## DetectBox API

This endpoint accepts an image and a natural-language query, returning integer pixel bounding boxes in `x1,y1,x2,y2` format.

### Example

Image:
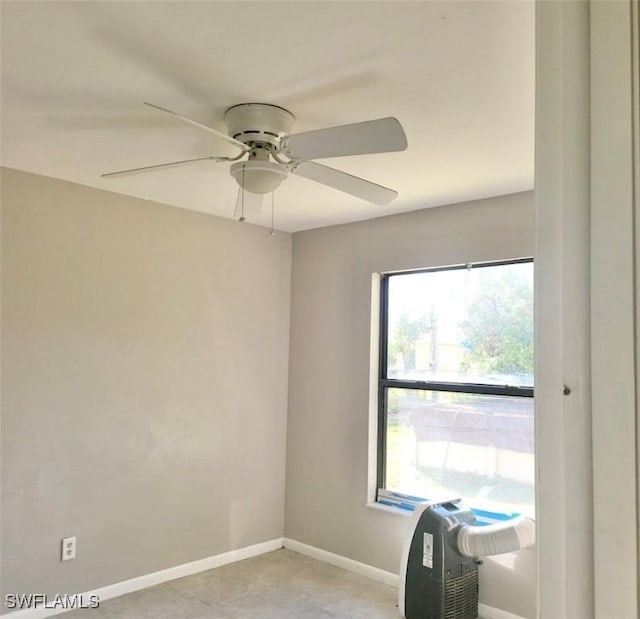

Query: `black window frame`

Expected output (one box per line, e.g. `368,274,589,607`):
376,258,535,498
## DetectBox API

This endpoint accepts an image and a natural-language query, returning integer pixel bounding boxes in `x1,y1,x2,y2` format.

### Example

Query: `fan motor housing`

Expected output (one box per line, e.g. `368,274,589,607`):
224,103,295,148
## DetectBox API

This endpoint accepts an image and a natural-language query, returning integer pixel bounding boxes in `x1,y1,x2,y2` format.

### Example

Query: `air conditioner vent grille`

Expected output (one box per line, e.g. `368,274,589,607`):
444,570,478,619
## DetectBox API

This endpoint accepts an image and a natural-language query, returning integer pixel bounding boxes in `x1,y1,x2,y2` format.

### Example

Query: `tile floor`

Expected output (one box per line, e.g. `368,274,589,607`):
65,549,400,618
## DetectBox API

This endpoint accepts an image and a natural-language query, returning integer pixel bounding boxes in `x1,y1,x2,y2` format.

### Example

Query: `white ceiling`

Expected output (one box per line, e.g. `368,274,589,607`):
1,1,534,232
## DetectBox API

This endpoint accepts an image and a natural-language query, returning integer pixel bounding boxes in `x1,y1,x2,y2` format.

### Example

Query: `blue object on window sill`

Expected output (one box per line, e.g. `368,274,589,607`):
377,498,416,512
471,507,522,525
376,489,522,524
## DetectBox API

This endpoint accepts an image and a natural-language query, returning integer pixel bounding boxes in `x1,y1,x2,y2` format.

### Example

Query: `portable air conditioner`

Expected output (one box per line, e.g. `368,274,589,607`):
399,498,536,619
399,499,479,619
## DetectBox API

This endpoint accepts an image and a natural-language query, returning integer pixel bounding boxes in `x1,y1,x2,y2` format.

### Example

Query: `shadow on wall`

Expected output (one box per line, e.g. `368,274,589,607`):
479,545,537,619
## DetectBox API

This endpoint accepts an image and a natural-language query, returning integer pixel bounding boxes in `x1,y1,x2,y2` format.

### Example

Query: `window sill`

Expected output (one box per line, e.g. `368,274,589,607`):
365,501,413,517
368,498,533,526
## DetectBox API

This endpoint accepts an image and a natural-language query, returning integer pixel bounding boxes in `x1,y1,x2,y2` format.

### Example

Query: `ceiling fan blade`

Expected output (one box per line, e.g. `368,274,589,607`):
281,117,407,161
143,102,250,153
233,187,264,221
101,156,216,178
292,161,398,206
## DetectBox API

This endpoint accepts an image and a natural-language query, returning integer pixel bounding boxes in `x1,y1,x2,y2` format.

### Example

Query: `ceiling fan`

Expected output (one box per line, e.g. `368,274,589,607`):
102,101,408,222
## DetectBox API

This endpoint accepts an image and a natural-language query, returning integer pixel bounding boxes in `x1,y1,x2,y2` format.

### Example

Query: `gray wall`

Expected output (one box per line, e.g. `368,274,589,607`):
1,168,292,599
285,191,536,618
1,170,536,617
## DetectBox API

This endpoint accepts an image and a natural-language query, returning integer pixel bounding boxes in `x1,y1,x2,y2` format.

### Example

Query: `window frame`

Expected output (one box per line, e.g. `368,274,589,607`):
376,258,535,505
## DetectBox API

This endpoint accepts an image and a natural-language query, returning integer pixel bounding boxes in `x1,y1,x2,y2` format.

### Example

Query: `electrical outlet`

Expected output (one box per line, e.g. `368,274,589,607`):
61,536,76,561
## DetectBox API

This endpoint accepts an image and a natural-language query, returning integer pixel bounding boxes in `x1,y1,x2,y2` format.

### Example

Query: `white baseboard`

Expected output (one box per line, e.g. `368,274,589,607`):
3,538,284,618
478,603,527,619
283,538,527,619
283,537,399,587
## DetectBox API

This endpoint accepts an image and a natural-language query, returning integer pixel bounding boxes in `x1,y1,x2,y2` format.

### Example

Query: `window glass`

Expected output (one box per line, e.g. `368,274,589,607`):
386,262,533,387
385,388,535,516
379,260,534,517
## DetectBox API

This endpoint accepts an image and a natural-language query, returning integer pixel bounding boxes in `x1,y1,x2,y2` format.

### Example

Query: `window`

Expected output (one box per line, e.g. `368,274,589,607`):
377,259,534,518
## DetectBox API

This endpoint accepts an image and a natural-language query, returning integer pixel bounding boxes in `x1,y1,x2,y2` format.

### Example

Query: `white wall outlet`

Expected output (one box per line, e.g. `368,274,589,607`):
61,536,76,561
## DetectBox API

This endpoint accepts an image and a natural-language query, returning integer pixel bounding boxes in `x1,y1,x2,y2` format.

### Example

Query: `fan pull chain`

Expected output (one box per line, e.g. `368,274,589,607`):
239,165,246,222
269,191,275,236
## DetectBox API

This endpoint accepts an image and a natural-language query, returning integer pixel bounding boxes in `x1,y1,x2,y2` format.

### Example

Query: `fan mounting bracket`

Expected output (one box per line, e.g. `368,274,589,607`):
224,103,295,149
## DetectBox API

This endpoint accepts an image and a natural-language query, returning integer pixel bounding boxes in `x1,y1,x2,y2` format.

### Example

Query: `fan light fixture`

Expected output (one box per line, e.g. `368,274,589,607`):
230,160,287,194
